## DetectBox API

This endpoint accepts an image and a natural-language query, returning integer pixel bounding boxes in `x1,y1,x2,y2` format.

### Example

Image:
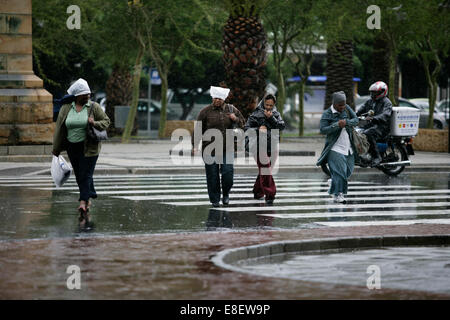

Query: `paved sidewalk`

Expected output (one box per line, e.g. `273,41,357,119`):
1,225,449,299
0,136,449,176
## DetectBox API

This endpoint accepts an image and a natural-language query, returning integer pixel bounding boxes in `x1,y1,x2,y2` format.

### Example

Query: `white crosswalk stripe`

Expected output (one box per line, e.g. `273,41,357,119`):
0,178,355,187
1,174,449,229
211,202,450,212
113,189,450,201
89,185,423,195
31,181,374,191
162,194,450,206
315,219,450,227
257,210,450,219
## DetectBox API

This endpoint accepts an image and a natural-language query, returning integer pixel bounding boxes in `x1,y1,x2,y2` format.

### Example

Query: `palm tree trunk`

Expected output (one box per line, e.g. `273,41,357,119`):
222,0,268,119
372,33,390,87
324,40,354,109
106,64,132,136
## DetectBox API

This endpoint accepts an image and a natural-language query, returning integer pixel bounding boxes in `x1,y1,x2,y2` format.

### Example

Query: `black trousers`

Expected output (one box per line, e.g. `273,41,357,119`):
204,153,234,204
66,141,98,202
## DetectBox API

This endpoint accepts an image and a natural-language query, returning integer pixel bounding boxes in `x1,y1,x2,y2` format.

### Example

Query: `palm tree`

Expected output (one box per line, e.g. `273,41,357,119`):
105,64,133,136
324,40,354,109
222,0,269,118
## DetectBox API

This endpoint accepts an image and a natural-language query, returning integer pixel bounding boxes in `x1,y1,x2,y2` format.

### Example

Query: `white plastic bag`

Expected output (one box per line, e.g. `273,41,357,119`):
51,155,72,187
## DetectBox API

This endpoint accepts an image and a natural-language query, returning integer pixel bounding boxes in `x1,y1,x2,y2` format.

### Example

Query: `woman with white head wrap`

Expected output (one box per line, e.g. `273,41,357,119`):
52,78,110,224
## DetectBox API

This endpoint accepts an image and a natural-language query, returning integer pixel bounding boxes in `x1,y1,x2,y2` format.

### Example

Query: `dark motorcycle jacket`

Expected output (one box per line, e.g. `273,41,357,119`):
356,96,393,137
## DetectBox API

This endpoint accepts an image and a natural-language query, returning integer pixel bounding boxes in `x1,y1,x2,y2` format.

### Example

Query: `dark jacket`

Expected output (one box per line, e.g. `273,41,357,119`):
316,105,359,166
53,101,110,157
356,96,393,137
192,103,245,153
244,106,285,156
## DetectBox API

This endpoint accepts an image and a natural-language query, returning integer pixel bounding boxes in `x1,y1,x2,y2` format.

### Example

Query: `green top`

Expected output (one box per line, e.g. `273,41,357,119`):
65,102,89,143
53,101,110,157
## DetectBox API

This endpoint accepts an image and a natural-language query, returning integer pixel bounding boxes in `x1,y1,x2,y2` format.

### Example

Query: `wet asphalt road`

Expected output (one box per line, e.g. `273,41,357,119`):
1,171,449,299
0,171,449,240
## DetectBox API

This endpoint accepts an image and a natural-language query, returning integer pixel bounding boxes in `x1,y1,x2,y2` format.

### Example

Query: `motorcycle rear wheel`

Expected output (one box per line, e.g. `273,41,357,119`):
379,144,408,176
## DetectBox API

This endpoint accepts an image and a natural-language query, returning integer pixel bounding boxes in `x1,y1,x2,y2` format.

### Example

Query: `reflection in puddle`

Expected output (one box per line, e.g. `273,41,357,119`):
0,172,449,240
235,246,450,294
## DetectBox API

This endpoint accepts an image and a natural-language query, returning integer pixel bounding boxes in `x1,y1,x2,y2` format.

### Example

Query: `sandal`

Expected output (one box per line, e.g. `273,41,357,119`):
78,204,88,222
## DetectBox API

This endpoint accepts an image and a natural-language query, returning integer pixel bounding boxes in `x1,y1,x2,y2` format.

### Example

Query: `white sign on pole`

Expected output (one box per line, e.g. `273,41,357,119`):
151,68,161,85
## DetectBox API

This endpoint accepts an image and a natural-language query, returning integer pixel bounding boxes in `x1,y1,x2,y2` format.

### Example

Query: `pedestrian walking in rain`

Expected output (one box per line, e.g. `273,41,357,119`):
192,86,245,207
52,78,110,222
316,91,359,204
246,96,259,114
244,94,285,204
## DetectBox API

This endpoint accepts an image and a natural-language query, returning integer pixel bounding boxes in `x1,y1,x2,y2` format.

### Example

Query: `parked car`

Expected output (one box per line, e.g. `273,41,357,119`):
137,99,177,130
356,96,446,129
436,99,450,124
409,98,447,129
167,88,211,120
354,94,369,107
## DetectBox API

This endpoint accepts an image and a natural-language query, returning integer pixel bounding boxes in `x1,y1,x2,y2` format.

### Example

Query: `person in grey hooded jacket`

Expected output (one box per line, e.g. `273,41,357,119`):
317,91,359,204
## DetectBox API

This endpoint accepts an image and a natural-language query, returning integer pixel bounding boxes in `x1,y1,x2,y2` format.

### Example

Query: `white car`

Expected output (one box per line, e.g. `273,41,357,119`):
437,99,450,124
409,98,447,129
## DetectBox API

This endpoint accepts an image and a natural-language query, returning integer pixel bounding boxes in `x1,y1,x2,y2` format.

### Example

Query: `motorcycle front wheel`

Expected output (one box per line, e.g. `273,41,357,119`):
379,143,408,176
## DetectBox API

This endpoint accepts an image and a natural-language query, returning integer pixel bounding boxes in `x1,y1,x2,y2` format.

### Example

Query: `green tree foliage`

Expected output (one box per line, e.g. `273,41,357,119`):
369,2,412,105
262,0,307,118
169,51,223,120
32,0,107,97
32,0,450,136
137,0,222,137
405,0,450,128
314,0,366,109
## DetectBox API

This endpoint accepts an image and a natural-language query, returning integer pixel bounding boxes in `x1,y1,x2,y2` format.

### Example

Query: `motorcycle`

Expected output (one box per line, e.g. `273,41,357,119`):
321,108,418,177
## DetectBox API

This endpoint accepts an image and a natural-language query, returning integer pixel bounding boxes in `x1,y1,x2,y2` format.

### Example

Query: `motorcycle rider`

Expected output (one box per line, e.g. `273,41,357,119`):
356,81,393,167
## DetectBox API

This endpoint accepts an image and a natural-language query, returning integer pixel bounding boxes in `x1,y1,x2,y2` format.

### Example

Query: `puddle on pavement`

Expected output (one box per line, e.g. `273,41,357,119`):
234,246,450,294
0,172,449,241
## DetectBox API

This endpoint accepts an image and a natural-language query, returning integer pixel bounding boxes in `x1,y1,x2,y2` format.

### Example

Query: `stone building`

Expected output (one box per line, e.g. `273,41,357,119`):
0,0,53,145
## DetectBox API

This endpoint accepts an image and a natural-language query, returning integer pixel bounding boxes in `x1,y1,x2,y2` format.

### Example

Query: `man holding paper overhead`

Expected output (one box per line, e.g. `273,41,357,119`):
192,86,245,207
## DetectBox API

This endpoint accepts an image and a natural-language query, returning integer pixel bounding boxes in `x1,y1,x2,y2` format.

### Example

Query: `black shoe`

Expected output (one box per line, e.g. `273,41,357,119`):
222,195,229,206
212,202,220,208
265,199,274,205
254,194,264,200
